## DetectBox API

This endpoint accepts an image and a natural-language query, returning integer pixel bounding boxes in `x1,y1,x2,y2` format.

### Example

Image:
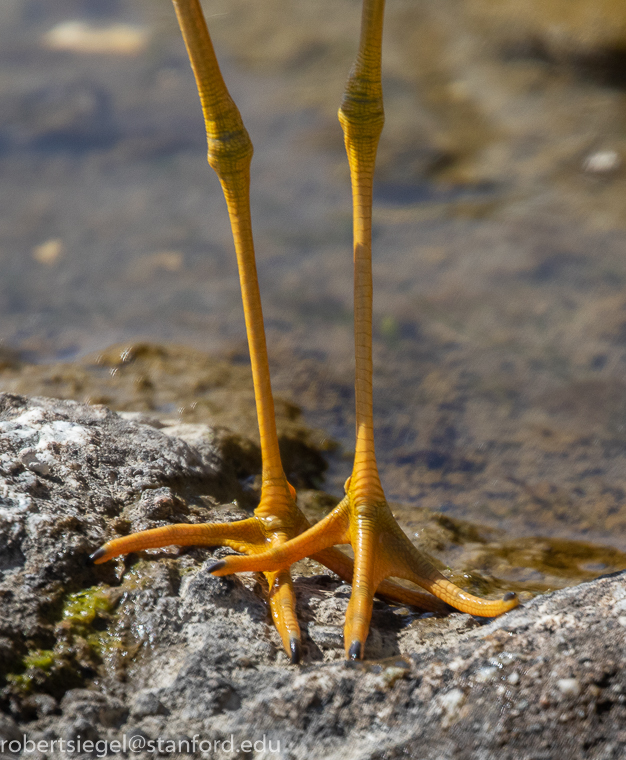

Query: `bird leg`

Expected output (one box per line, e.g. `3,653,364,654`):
91,0,450,665
207,0,519,660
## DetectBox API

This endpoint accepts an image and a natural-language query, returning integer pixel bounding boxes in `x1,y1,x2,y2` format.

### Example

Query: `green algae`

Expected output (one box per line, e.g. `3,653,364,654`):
4,584,130,698
488,538,626,591
62,587,118,627
6,648,82,697
6,650,56,692
60,585,131,664
23,650,55,671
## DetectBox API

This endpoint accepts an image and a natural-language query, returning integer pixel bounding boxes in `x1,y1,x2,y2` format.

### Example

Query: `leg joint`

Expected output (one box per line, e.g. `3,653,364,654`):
338,75,384,136
207,127,253,178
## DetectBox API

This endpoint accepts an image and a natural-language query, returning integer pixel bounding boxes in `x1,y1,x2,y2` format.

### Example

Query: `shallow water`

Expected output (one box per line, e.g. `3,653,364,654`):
2,1,626,583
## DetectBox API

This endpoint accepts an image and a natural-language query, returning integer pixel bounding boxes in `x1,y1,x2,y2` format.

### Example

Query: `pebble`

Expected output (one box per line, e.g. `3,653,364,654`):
474,666,500,683
582,150,622,175
32,239,63,266
556,678,581,697
42,21,149,56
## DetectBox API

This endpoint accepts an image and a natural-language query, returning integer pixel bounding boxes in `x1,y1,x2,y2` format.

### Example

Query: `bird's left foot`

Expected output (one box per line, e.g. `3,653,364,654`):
91,481,311,663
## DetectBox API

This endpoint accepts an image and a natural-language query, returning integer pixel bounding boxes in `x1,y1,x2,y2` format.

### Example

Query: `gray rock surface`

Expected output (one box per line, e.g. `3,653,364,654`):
0,394,625,759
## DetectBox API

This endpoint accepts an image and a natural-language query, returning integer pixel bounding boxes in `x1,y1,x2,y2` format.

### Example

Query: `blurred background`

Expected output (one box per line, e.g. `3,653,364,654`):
2,0,626,589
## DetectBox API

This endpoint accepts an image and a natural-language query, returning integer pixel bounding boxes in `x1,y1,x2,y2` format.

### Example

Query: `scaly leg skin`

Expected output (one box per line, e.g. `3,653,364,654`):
206,0,519,660
91,0,449,666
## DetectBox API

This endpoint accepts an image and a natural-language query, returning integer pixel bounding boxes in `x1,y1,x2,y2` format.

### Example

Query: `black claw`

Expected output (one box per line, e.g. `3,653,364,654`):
503,592,517,601
348,641,362,661
89,547,106,564
207,560,226,574
290,638,301,665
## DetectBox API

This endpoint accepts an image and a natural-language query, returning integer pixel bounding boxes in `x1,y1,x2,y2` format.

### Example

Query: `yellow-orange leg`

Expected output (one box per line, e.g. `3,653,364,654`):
206,0,519,660
91,1,453,650
90,0,305,663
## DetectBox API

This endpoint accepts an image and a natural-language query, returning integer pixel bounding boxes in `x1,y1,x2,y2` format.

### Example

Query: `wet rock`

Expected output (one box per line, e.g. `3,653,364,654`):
0,342,332,494
0,393,241,710
59,689,127,728
0,394,624,758
130,690,168,719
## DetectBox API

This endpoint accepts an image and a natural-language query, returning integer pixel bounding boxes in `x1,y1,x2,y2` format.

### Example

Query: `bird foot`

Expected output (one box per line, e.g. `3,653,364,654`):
207,478,519,659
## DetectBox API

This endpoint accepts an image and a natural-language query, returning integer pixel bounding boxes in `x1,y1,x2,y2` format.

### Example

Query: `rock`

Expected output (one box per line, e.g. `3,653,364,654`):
0,392,243,713
0,394,625,758
0,343,333,493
